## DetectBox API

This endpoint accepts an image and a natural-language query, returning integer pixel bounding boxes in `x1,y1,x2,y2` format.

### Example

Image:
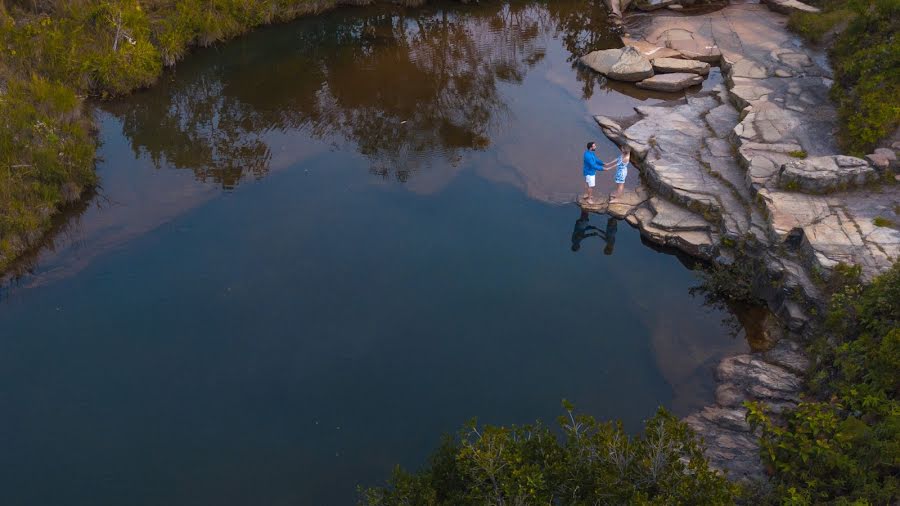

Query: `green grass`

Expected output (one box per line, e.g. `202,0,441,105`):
0,70,96,271
788,8,855,44
788,150,808,159
873,216,894,227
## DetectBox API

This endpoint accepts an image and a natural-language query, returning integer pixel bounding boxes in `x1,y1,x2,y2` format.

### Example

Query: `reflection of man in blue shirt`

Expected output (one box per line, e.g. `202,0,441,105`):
571,210,619,255
582,141,606,202
571,210,602,252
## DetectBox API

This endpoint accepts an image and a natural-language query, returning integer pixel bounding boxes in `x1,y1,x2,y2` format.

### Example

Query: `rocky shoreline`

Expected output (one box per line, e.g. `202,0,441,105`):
578,0,899,480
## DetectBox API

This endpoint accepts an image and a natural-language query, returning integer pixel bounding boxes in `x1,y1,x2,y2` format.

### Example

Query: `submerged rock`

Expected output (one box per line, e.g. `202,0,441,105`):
636,72,704,92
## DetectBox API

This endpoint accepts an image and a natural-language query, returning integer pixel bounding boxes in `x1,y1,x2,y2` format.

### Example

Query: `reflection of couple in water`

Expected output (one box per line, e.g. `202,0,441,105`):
571,210,618,255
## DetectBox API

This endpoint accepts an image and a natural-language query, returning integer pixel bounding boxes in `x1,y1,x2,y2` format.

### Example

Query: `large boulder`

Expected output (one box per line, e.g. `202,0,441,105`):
778,155,876,193
652,57,710,75
635,72,704,92
608,46,654,81
579,48,623,75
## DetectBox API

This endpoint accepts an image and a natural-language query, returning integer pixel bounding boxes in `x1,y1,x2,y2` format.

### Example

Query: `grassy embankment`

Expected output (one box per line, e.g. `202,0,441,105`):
788,0,899,155
0,0,397,272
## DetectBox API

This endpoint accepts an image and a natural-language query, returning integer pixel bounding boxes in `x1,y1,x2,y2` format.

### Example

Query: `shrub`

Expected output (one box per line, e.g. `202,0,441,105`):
747,262,900,504
828,0,900,155
362,405,739,505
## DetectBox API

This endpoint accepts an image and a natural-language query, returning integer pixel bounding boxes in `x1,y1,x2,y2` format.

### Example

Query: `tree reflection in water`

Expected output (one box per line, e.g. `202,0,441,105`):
103,2,607,188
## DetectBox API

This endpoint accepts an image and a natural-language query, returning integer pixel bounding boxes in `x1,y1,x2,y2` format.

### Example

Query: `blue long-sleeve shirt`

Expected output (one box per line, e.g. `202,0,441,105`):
583,150,605,176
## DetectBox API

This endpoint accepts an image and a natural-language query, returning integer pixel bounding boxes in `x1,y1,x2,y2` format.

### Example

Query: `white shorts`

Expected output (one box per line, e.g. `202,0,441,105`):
585,174,596,187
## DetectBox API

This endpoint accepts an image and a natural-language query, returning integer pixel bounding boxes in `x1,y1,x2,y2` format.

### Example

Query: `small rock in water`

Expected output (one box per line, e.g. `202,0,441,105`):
652,57,710,75
579,48,624,75
635,72,703,92
608,46,654,82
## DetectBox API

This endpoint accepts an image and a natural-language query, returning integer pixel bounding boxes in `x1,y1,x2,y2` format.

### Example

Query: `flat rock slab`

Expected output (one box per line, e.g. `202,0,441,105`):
636,72,704,92
652,57,710,75
778,155,876,193
759,187,900,279
665,39,722,63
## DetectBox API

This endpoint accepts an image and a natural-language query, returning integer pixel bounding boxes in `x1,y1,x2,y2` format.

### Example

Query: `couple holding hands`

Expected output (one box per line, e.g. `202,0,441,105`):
582,141,630,204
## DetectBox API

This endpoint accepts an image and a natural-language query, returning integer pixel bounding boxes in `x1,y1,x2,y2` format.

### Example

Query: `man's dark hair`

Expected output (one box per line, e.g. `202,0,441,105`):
586,142,595,150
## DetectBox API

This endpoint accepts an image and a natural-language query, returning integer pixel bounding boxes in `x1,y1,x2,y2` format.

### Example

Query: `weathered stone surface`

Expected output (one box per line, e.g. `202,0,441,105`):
622,39,683,60
593,115,627,146
873,148,898,169
603,0,633,26
866,152,892,171
778,155,876,193
715,383,746,407
648,197,710,231
717,354,803,393
579,48,623,75
608,46,654,82
758,188,900,279
763,339,810,375
636,72,704,92
683,410,763,481
652,57,710,75
731,58,769,79
665,39,722,63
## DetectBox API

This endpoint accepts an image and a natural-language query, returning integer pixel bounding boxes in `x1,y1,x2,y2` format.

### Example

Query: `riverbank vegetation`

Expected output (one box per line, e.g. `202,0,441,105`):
362,405,738,504
747,262,899,504
788,0,899,154
0,0,391,271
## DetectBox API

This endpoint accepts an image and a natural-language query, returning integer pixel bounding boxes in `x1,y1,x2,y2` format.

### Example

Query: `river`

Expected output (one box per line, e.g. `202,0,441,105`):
0,1,751,504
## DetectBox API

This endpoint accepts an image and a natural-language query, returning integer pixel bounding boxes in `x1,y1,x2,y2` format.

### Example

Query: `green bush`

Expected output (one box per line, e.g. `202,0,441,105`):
362,405,739,505
747,262,900,504
787,0,899,155
830,0,899,154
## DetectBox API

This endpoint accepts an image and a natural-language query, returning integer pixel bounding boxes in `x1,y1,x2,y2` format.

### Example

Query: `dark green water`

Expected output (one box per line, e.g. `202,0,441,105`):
0,1,746,504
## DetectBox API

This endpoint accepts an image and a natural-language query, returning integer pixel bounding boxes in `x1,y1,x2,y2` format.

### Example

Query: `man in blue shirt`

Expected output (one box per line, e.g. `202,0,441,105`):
582,141,606,202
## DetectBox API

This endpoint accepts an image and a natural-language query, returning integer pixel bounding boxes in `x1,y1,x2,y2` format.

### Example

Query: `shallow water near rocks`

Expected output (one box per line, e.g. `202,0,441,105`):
0,1,751,504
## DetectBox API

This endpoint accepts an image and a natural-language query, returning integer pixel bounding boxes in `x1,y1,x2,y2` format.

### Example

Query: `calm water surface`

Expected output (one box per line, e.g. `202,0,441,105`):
0,1,747,504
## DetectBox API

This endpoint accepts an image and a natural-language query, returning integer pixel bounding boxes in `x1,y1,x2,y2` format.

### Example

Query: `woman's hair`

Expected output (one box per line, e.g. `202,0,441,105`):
586,142,595,150
620,145,631,154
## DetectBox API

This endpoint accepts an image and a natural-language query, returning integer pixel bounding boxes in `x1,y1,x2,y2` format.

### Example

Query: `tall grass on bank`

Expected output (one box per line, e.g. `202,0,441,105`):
0,0,362,272
0,51,96,269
